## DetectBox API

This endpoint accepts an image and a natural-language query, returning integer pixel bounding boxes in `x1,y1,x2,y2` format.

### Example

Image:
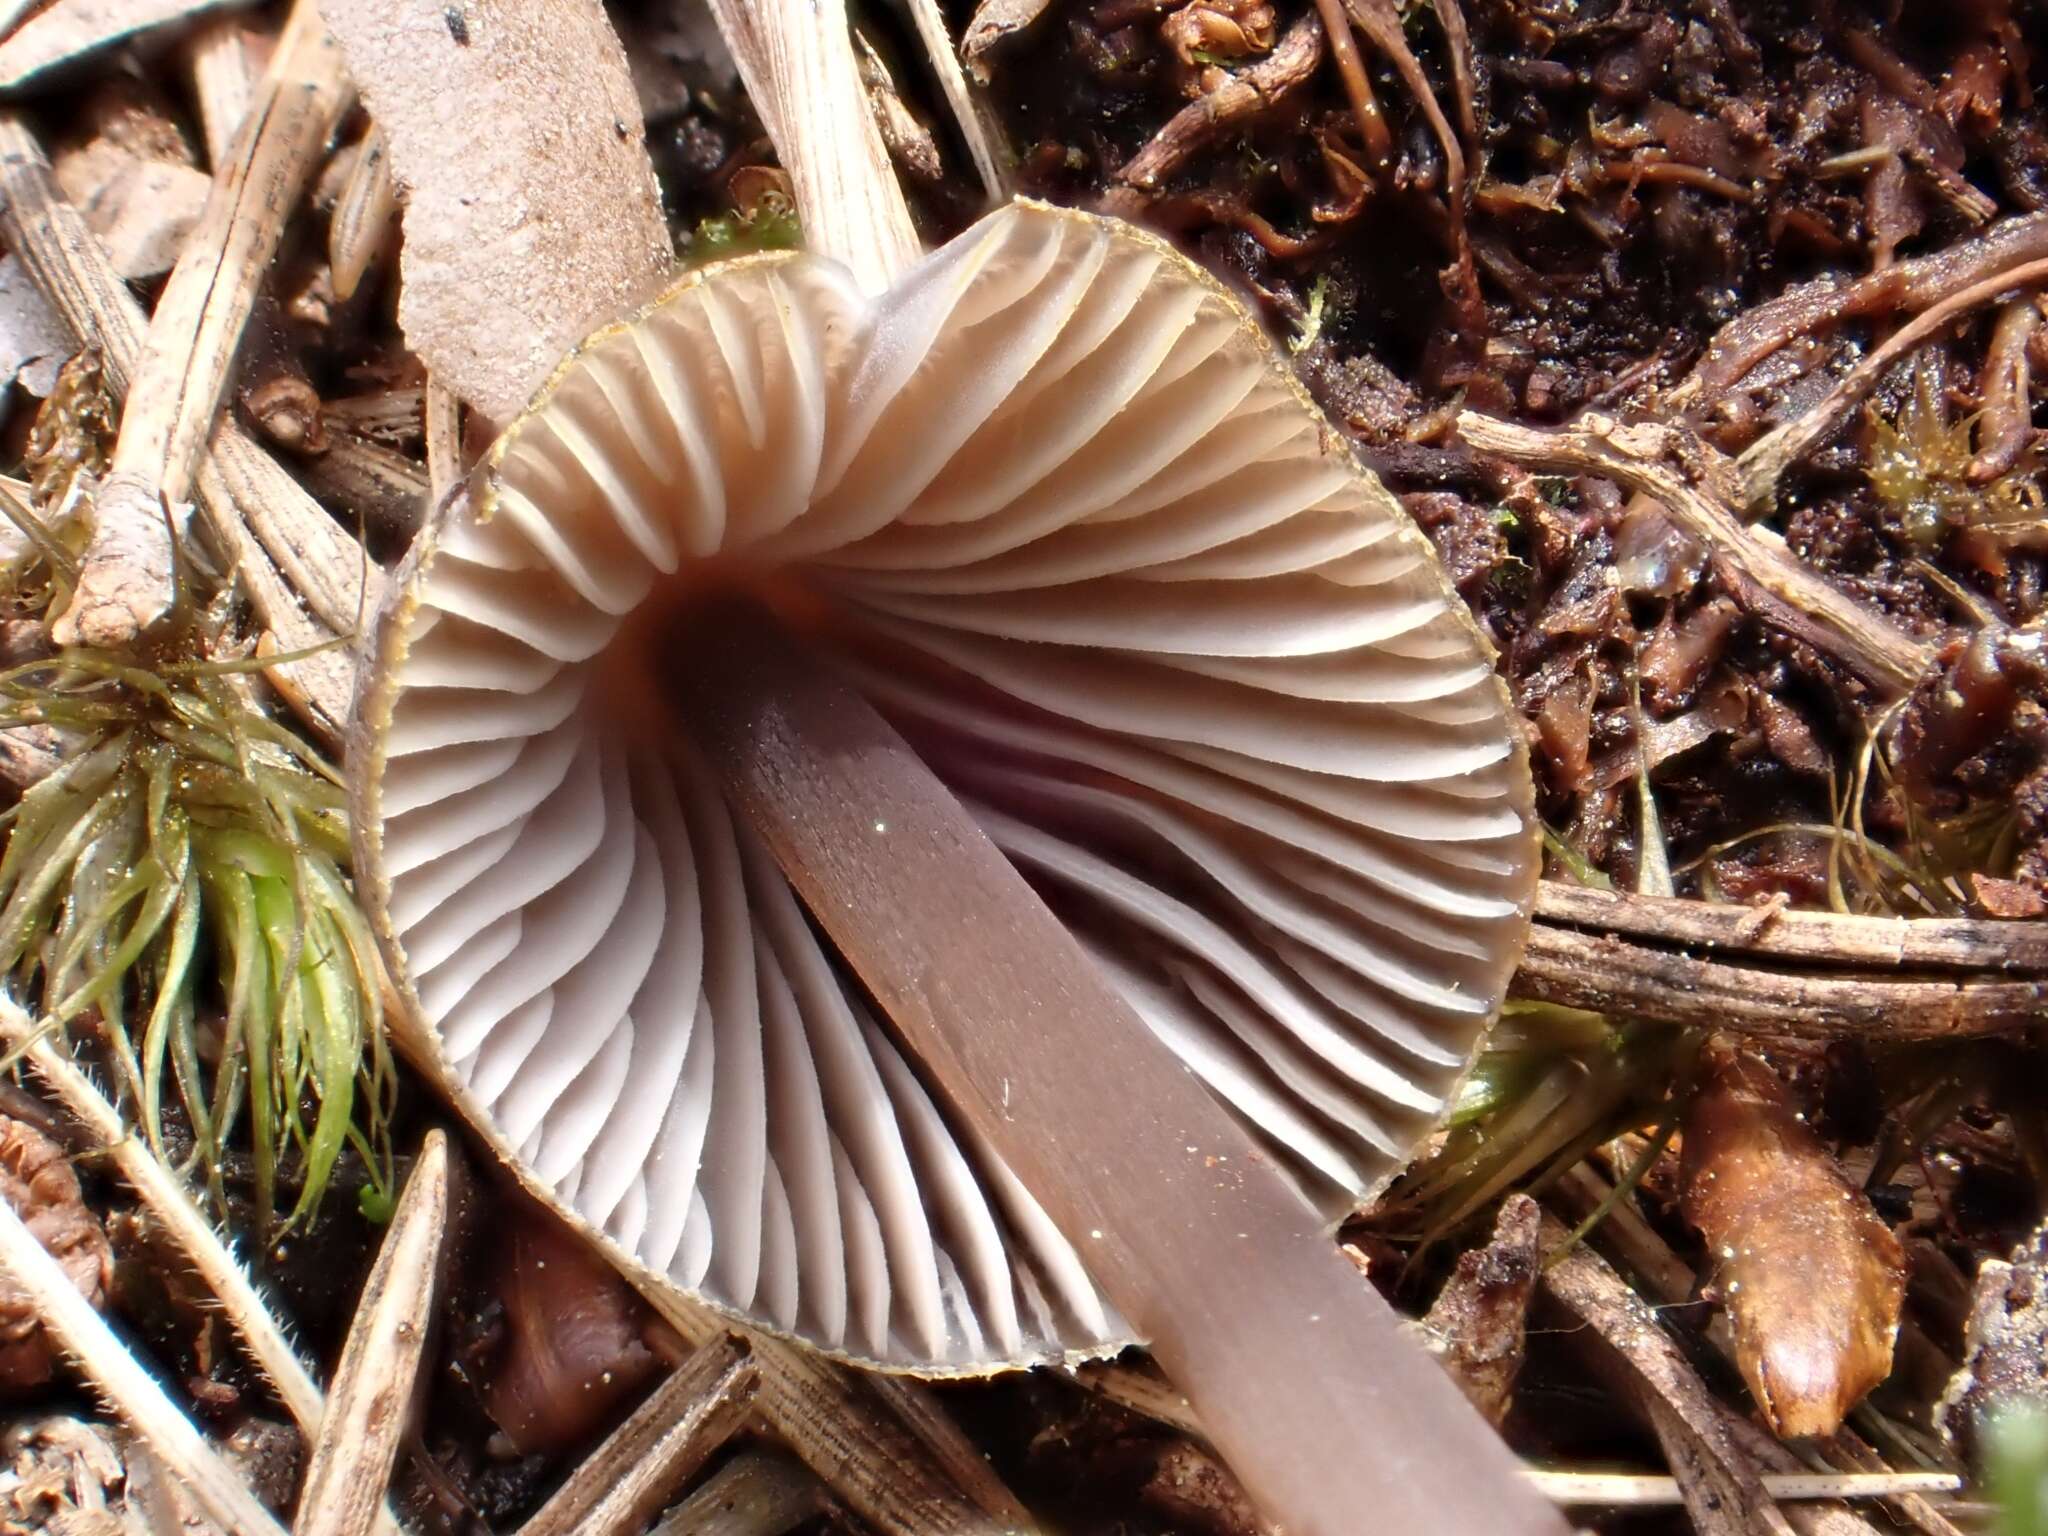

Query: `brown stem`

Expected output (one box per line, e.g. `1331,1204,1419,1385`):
1311,0,1390,164
665,596,1568,1536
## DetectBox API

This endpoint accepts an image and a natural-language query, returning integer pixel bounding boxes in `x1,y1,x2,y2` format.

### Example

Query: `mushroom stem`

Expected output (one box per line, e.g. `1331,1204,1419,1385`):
665,597,1568,1536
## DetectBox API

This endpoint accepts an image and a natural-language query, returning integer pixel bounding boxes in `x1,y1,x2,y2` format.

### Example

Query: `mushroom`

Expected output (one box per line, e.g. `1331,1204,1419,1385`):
352,200,1550,1533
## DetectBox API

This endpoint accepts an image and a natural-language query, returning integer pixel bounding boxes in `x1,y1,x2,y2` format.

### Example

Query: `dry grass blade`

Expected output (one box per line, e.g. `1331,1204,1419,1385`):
1534,882,2048,972
707,0,921,292
0,997,322,1431
1457,410,1933,694
292,1130,448,1536
1737,256,2048,511
649,1450,826,1536
320,0,672,425
0,109,362,736
0,0,239,87
511,1334,758,1536
1528,1469,1961,1505
900,0,1004,198
0,1185,288,1536
55,0,351,652
422,376,461,502
182,13,265,168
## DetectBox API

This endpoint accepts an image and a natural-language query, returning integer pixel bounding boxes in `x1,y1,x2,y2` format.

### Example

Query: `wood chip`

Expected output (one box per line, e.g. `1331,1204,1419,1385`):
1938,1217,2048,1461
900,0,1004,197
1420,1192,1541,1426
0,0,242,89
511,1335,758,1536
321,0,672,425
292,1133,448,1536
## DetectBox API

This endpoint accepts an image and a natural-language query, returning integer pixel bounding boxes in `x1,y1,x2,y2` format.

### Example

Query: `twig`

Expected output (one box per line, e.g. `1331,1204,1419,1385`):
0,109,365,739
1538,1210,1797,1536
1515,922,2044,1040
1672,211,2048,409
0,1190,288,1536
1534,881,2048,972
183,14,266,170
1738,256,2048,510
511,1335,758,1536
1117,12,1324,190
54,0,353,651
1456,410,1934,694
291,1131,448,1536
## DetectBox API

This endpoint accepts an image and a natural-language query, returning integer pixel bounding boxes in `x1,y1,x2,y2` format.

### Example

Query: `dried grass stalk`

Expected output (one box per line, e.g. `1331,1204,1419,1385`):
292,1132,448,1536
706,0,921,292
55,0,352,651
0,1187,288,1536
0,110,363,737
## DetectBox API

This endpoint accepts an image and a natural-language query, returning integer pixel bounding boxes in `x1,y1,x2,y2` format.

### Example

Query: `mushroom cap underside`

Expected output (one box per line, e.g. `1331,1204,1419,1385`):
351,199,1539,1374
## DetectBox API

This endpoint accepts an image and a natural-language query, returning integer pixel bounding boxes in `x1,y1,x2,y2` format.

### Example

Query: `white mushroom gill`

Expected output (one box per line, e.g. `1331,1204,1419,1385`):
352,200,1538,1373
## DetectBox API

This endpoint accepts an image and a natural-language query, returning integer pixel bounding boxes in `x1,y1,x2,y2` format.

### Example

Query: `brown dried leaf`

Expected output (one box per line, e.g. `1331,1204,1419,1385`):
320,0,671,425
1681,1038,1906,1438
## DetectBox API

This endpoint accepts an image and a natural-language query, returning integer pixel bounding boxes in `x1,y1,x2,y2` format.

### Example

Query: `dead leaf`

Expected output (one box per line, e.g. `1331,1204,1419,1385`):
1681,1037,1906,1439
0,0,239,88
961,0,1054,82
320,0,672,425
